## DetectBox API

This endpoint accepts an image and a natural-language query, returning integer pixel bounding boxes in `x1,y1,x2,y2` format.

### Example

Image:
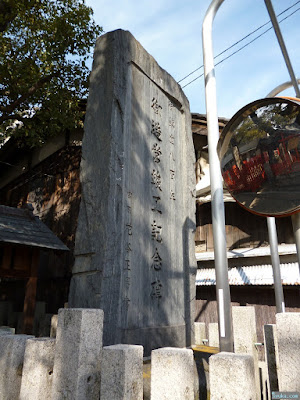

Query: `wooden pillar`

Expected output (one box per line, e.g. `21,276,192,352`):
22,247,39,334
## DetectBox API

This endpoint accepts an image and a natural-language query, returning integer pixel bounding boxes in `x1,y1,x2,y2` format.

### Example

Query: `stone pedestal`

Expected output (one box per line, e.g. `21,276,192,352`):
68,29,196,355
50,314,57,338
51,308,104,400
276,312,300,391
0,334,33,400
194,322,206,345
209,352,257,400
232,306,260,397
208,322,219,348
150,347,194,400
19,338,55,400
0,326,15,335
100,344,143,399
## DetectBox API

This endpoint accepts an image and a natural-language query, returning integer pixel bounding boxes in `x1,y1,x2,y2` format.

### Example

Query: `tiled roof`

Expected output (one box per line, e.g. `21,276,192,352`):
196,262,300,286
0,205,68,251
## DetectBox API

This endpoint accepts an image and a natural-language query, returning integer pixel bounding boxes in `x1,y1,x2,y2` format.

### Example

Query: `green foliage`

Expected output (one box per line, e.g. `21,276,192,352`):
234,103,300,146
0,0,102,146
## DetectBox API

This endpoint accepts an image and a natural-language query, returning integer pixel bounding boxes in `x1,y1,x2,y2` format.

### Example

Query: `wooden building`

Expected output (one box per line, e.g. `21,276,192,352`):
0,204,68,334
0,130,81,322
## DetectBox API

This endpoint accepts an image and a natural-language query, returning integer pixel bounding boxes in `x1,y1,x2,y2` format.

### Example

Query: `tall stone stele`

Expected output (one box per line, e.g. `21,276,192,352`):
68,29,196,355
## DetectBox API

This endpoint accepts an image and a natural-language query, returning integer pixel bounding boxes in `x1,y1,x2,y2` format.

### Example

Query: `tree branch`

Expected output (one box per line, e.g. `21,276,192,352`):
0,72,59,115
0,113,28,124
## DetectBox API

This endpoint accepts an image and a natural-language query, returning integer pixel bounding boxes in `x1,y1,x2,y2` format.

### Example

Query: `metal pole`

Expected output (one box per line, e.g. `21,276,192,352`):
264,0,300,98
203,0,234,352
267,217,285,312
264,0,300,272
267,79,300,98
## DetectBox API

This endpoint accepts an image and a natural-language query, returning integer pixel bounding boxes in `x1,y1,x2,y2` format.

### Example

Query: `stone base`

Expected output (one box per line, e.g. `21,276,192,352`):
123,324,191,356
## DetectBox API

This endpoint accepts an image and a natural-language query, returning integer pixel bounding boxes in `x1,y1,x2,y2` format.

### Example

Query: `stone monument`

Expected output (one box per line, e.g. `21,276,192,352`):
68,29,196,354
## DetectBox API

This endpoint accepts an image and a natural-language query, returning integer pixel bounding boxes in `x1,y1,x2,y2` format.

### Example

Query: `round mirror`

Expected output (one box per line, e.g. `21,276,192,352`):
218,97,300,217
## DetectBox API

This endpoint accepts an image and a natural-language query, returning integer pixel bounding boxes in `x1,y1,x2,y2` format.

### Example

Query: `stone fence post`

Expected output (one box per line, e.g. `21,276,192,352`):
100,344,143,399
232,306,260,397
19,337,55,400
210,352,257,400
51,308,104,400
150,347,194,400
0,334,33,399
276,312,300,391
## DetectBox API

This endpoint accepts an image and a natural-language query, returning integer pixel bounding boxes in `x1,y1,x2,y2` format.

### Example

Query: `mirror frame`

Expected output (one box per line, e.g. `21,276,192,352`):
218,96,300,217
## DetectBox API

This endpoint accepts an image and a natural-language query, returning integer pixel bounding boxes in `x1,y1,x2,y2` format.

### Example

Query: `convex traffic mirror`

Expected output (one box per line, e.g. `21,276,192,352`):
218,97,300,217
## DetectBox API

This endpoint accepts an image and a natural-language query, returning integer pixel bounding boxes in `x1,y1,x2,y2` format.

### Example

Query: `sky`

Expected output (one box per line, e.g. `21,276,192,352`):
85,0,300,120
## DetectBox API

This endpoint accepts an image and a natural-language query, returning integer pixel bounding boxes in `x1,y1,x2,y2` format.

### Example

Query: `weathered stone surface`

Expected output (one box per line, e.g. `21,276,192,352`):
276,312,300,391
232,306,260,397
0,334,34,400
50,314,57,338
51,308,104,400
100,344,143,399
68,29,196,354
19,338,55,400
0,326,15,335
264,324,279,394
209,352,257,400
194,322,206,345
150,347,194,400
208,322,219,348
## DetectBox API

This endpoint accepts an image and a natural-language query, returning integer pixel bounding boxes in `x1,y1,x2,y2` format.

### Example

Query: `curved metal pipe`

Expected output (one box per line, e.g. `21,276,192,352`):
267,79,300,97
203,0,234,352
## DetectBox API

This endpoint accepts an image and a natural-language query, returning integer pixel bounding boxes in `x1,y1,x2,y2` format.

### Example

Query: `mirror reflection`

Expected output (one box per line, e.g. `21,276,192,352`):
218,98,300,216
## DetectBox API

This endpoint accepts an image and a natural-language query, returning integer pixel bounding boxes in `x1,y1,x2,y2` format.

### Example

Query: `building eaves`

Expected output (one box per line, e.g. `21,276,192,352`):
0,205,69,251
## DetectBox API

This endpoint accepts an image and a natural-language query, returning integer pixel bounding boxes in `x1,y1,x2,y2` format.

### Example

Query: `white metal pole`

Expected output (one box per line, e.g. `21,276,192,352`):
267,217,285,312
202,0,234,352
264,0,300,272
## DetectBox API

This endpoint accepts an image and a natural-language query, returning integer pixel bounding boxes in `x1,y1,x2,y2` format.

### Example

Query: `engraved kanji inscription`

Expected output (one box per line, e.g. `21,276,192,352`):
125,276,131,288
128,192,132,198
151,279,163,300
151,220,162,243
126,243,132,253
123,296,130,310
152,143,162,163
151,248,162,271
170,191,176,201
151,169,162,191
151,97,162,115
169,134,175,145
170,169,175,180
169,118,175,128
168,100,174,110
151,120,162,142
151,196,162,214
124,259,131,271
126,223,133,235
